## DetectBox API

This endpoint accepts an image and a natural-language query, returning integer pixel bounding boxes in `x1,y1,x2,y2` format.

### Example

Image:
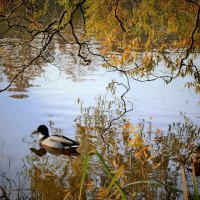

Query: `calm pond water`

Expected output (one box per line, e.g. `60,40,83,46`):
0,34,200,199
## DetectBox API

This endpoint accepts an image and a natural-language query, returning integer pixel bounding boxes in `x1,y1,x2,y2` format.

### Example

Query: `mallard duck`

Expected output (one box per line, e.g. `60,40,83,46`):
32,125,80,150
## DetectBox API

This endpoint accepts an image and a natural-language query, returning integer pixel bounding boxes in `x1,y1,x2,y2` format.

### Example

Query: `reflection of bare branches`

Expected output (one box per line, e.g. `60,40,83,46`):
0,140,12,199
0,0,199,94
81,42,134,145
3,0,23,19
0,0,89,92
69,19,91,65
168,4,200,83
0,140,11,174
0,171,32,199
115,0,126,32
0,46,46,92
102,74,133,136
0,139,31,199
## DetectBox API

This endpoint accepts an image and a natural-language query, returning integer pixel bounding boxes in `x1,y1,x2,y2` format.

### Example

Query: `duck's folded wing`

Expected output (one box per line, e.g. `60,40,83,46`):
51,135,79,146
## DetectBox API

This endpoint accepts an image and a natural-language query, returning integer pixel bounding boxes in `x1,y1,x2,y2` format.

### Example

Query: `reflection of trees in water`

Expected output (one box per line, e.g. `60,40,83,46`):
23,152,78,199
75,81,129,153
0,139,31,199
0,3,95,95
0,1,199,199
0,1,199,94
0,27,99,96
74,86,200,198
0,33,57,93
124,117,200,199
0,111,199,199
32,86,200,198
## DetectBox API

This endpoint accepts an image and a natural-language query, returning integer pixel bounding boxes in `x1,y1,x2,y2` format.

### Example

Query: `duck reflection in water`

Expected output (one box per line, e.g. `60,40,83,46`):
30,146,80,157
31,125,80,157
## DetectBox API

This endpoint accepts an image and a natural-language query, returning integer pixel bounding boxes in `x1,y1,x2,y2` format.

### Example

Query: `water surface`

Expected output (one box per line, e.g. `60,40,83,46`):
0,36,200,200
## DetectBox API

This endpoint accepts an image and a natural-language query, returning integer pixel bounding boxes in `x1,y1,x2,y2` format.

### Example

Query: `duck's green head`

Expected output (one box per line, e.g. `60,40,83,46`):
32,125,49,138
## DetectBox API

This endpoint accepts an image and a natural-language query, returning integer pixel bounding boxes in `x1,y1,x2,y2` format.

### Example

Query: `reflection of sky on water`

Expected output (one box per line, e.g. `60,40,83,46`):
130,76,200,128
0,57,200,181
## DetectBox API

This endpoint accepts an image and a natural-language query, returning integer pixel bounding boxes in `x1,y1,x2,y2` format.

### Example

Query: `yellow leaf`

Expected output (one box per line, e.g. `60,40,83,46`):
63,191,73,200
85,181,94,192
123,122,132,130
152,162,161,169
134,137,144,148
128,138,134,145
112,159,117,168
143,150,149,158
156,129,161,134
45,173,53,177
142,145,151,151
135,151,142,159
98,188,106,198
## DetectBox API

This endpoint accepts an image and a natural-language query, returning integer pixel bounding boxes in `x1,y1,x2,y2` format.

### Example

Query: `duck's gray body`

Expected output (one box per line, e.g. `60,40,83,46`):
41,134,79,149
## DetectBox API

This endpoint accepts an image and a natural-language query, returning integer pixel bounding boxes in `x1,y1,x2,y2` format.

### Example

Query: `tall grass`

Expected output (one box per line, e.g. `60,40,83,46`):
180,163,200,200
78,151,127,200
192,163,200,200
79,151,199,200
